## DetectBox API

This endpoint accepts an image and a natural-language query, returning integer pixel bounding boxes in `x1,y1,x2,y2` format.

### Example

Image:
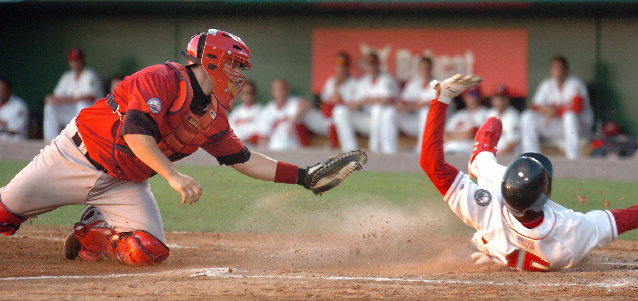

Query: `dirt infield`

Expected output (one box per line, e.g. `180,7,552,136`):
1,224,638,300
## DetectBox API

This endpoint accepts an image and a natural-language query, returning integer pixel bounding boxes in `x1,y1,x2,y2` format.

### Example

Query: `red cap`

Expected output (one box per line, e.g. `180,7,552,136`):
68,48,85,62
602,121,621,136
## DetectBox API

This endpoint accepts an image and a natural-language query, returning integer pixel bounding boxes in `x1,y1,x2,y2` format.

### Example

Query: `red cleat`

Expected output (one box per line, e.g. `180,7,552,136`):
468,117,502,178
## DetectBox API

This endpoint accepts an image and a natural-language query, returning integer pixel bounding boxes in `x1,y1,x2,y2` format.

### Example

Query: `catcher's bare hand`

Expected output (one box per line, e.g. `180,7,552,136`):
167,172,203,205
301,150,368,195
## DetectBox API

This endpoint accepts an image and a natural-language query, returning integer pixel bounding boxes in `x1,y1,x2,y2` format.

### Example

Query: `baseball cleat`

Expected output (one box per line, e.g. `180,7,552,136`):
64,232,81,260
468,117,503,179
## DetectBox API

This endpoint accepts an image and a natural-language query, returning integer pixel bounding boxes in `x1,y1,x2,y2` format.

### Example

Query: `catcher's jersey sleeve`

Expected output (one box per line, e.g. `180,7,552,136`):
445,174,617,271
122,71,176,128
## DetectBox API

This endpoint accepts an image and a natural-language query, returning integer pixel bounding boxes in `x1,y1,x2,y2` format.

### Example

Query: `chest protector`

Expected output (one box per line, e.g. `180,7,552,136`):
112,62,229,182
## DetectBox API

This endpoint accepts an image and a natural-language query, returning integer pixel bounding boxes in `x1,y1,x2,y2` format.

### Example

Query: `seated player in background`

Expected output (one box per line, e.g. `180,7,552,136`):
333,52,400,153
485,84,520,155
520,55,594,160
0,77,29,142
421,74,638,271
387,56,440,154
228,81,263,146
256,78,329,150
443,85,488,154
319,51,359,149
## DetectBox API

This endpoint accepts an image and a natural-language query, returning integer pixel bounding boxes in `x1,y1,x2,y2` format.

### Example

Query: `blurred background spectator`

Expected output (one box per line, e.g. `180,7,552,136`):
319,51,359,150
228,81,263,146
520,55,594,160
589,121,638,158
43,47,103,142
0,77,29,142
333,52,400,153
389,56,439,154
486,84,520,155
256,79,328,150
444,85,488,154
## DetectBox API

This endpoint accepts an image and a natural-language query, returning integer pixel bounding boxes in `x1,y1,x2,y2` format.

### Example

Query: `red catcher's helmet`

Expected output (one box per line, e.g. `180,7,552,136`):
181,29,250,111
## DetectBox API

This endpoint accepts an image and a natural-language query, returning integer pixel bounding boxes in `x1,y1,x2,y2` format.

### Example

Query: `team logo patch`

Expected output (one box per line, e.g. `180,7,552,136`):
146,98,162,114
474,189,491,206
459,183,465,190
187,117,200,129
210,109,216,120
517,236,534,250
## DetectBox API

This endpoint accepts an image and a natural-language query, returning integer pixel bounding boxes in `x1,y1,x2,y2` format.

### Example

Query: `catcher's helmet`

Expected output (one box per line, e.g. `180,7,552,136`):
501,156,550,217
181,29,250,111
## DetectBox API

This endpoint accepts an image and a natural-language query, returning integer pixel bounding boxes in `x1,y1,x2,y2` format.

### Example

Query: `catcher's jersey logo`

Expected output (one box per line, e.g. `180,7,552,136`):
474,189,491,206
146,98,162,114
187,116,200,129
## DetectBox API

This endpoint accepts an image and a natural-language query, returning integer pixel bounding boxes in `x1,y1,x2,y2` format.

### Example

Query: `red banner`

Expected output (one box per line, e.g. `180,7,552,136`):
312,28,528,98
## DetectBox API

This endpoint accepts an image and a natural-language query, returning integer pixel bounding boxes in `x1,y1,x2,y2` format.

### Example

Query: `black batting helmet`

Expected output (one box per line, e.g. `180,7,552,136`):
519,152,553,196
501,156,550,217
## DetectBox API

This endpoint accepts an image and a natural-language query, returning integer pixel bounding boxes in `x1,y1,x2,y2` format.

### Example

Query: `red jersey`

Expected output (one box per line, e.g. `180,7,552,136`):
76,62,245,182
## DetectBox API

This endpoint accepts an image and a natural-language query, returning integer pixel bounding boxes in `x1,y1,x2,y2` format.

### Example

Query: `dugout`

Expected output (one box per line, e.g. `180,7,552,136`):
1,1,638,137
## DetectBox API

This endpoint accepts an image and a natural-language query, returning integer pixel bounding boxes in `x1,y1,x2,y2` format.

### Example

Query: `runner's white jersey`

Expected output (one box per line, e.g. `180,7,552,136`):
444,172,618,271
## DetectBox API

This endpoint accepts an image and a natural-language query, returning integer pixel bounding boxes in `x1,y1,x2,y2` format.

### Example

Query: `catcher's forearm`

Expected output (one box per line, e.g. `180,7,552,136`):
230,152,299,183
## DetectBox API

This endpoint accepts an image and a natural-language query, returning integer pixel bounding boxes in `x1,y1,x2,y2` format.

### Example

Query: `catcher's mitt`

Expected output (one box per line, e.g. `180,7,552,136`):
301,150,367,195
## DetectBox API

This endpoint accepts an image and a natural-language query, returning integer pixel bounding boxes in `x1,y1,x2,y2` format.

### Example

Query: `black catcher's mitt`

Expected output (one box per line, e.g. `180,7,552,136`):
301,150,367,195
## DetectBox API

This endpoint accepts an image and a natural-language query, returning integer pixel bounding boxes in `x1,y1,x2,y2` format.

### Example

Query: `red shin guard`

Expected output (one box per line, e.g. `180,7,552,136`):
73,223,169,266
0,200,25,236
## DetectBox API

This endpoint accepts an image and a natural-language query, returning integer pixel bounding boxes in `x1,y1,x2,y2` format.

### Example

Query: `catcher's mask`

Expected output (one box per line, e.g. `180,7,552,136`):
501,156,551,218
181,29,250,111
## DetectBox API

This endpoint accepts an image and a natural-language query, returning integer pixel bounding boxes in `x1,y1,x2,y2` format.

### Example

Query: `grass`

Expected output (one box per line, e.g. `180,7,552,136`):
2,160,638,240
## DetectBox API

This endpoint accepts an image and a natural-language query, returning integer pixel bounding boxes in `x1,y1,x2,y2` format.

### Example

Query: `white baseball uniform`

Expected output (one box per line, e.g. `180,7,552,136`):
486,106,520,153
387,76,441,153
444,106,488,154
461,152,617,271
43,67,104,142
0,94,29,141
258,96,312,151
333,72,399,153
521,75,593,159
422,98,617,271
320,76,359,105
228,103,263,143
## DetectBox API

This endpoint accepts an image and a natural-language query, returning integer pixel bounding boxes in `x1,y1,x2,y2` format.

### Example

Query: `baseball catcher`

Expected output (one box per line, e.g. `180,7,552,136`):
0,29,366,266
421,74,638,271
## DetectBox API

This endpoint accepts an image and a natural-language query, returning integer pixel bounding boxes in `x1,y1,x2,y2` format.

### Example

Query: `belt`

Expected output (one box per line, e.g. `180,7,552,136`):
71,132,108,172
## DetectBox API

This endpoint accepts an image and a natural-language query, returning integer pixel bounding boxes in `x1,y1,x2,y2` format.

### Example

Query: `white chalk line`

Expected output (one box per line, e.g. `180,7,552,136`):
2,267,637,290
190,268,638,289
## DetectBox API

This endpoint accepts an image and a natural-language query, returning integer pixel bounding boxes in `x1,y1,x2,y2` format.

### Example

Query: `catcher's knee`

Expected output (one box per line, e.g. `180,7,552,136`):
115,230,170,266
0,198,25,236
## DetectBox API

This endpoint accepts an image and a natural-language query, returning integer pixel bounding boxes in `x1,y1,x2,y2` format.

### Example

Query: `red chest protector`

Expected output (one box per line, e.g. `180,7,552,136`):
112,62,229,182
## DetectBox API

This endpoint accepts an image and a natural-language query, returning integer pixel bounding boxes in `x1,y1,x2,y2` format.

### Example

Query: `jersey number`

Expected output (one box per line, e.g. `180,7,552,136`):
505,249,549,272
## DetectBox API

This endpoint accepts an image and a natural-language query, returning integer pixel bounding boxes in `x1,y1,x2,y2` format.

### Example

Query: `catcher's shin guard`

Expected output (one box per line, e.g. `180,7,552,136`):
0,198,25,236
73,223,169,266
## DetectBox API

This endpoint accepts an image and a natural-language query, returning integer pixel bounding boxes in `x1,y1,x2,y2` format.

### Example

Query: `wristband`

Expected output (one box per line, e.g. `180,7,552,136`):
274,161,299,184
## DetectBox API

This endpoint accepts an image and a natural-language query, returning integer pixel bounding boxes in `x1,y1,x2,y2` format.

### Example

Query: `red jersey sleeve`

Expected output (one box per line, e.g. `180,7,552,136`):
420,98,461,196
122,71,177,129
